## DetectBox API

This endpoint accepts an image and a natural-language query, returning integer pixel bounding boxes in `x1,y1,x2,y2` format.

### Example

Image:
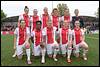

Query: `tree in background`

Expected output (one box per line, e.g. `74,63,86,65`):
1,10,7,19
95,7,99,18
57,3,69,17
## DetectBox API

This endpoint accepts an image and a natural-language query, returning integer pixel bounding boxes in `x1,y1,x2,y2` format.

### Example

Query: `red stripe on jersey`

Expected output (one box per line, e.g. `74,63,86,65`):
23,14,29,27
32,16,39,30
42,14,49,28
52,15,59,28
64,16,70,23
61,27,68,44
74,27,82,44
34,29,42,46
47,27,54,44
18,26,26,45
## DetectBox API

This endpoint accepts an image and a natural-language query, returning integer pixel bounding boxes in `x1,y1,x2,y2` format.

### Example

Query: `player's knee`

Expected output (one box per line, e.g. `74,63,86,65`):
84,44,88,50
75,53,79,57
18,54,22,59
48,54,52,58
62,54,66,57
25,44,30,49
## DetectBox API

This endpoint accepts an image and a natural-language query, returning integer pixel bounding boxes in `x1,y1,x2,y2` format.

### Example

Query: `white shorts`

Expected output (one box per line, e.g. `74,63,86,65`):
73,42,83,53
60,43,68,54
46,42,59,55
16,42,26,56
33,45,41,56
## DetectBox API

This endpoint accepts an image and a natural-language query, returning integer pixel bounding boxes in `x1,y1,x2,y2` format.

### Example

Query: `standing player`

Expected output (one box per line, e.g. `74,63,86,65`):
72,9,84,28
42,20,59,61
13,19,32,64
61,9,72,28
30,9,40,31
30,9,40,55
72,9,84,29
58,20,72,63
18,6,30,27
12,6,30,58
51,8,60,29
31,21,46,64
72,21,89,60
41,7,50,29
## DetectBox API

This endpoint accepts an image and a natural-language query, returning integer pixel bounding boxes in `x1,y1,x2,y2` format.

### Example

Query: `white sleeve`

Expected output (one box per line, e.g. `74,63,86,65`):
30,17,33,31
53,27,57,32
39,16,41,21
58,28,61,34
40,15,42,21
30,17,33,22
70,16,72,22
61,16,64,21
50,15,52,21
18,15,23,21
68,29,72,35
42,27,46,36
81,29,84,35
71,30,75,36
14,28,18,35
31,31,35,37
26,27,30,35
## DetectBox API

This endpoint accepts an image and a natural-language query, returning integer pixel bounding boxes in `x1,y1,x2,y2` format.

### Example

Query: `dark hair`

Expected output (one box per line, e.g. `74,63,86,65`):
52,8,58,13
20,19,25,23
36,20,42,25
24,6,29,11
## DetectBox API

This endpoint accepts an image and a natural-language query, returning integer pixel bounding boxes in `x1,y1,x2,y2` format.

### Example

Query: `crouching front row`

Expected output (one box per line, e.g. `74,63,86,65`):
12,20,88,64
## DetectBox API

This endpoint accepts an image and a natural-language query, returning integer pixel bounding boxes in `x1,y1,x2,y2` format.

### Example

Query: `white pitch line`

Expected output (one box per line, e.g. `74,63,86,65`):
86,36,99,39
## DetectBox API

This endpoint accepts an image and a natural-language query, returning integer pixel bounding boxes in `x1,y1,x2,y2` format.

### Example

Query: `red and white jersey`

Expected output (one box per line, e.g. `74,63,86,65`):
18,14,31,27
59,27,72,44
14,27,30,45
61,15,72,23
30,15,40,31
50,15,60,29
40,14,50,29
42,26,57,44
72,27,84,45
31,29,42,46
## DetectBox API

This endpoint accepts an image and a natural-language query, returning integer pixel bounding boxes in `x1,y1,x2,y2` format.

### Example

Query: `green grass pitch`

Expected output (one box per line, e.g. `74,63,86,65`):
1,34,99,66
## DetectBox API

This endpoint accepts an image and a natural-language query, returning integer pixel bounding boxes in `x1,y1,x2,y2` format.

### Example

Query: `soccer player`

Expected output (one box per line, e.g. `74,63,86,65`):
13,19,32,64
18,6,30,27
72,9,84,29
31,21,46,64
41,7,50,29
30,9,40,31
42,20,59,61
72,21,89,60
58,20,72,63
61,9,72,28
51,8,60,29
12,6,30,58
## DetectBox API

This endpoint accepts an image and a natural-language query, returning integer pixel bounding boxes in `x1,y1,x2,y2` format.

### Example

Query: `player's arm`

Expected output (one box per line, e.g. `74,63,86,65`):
13,28,17,49
14,34,16,49
25,28,30,45
71,30,76,46
80,29,85,42
68,29,72,45
42,28,46,44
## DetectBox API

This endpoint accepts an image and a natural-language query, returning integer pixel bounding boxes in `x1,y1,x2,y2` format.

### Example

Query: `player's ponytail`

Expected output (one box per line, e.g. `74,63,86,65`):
24,6,29,11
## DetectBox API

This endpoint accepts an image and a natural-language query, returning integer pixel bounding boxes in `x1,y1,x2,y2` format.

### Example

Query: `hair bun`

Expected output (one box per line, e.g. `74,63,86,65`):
25,6,28,8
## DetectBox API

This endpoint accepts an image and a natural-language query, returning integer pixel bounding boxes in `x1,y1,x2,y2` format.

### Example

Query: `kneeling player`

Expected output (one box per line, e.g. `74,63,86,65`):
31,21,46,64
13,19,32,64
58,21,72,63
72,21,89,60
42,20,59,61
